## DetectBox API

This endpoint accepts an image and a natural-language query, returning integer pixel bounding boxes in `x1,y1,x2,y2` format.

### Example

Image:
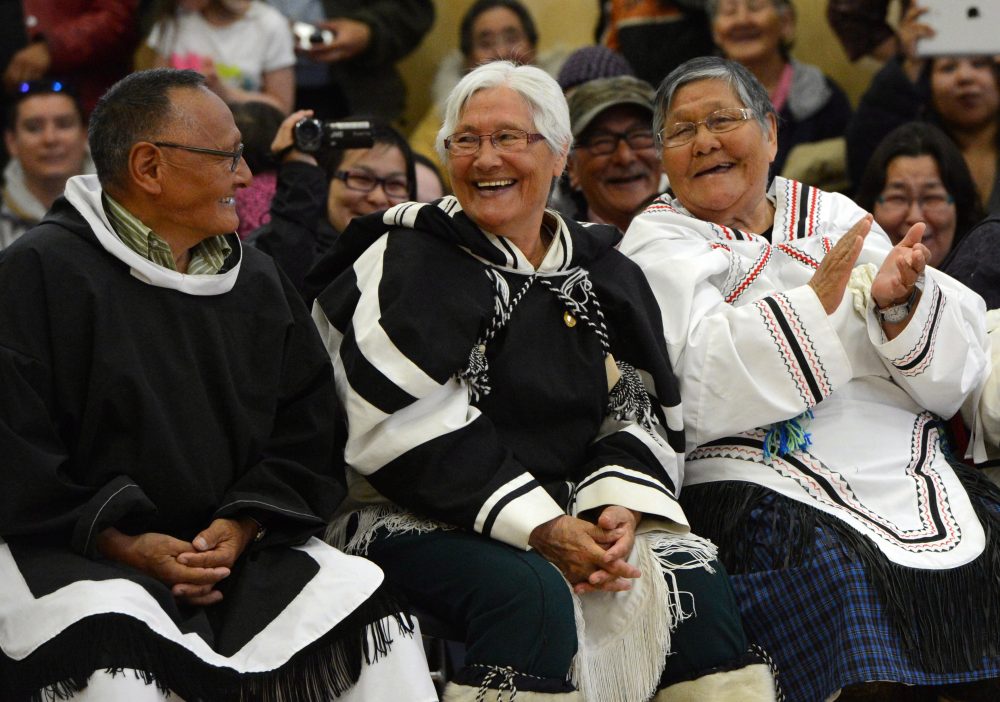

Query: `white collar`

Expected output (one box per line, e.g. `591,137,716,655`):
63,175,241,296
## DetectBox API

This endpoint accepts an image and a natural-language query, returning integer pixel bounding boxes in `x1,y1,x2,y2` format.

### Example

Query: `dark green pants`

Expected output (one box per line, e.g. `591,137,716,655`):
367,529,748,686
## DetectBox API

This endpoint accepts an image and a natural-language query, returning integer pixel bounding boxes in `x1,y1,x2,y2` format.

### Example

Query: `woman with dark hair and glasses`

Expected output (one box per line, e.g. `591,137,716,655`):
621,55,1000,701
846,5,1000,210
309,59,777,702
855,121,984,270
2,80,91,249
246,109,414,301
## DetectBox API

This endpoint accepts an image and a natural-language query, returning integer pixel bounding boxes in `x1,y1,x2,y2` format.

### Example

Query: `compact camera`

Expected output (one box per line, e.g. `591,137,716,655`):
292,21,335,51
292,119,375,153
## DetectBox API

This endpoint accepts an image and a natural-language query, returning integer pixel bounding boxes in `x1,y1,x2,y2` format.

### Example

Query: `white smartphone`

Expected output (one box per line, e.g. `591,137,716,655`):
292,21,335,51
916,0,1000,57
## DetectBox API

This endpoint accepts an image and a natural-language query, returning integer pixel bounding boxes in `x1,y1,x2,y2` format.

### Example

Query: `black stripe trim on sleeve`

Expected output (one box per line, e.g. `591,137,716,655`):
574,469,675,501
481,479,540,539
762,296,823,403
339,326,418,414
894,291,943,372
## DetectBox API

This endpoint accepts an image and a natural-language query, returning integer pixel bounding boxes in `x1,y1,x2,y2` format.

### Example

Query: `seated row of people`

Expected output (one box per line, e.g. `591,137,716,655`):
3,55,1000,701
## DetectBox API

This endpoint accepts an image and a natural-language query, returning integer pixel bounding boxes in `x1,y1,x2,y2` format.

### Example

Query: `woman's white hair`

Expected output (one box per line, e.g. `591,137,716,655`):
435,60,572,162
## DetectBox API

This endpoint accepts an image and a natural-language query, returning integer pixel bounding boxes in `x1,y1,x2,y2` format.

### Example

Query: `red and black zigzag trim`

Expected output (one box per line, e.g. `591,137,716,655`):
755,293,831,404
782,181,822,241
890,283,945,377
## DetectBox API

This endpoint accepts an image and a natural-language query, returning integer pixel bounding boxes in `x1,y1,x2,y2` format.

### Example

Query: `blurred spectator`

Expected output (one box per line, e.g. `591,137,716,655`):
598,0,714,89
945,214,1000,310
146,0,295,113
827,0,912,63
2,1,140,117
710,0,852,179
846,5,1000,211
413,152,446,201
556,75,662,233
231,100,285,237
2,80,92,249
247,110,415,299
855,122,984,269
409,0,569,180
283,0,434,123
556,44,633,96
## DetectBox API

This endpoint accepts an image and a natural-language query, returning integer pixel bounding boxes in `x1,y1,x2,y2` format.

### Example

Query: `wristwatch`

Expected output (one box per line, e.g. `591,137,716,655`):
877,286,918,324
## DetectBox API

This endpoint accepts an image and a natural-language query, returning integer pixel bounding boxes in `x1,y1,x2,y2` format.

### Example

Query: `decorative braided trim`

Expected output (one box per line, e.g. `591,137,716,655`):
476,665,518,702
608,360,661,443
537,270,611,355
455,270,536,401
748,644,786,702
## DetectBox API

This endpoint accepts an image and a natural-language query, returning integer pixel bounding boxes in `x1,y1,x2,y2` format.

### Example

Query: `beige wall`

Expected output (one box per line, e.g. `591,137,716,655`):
397,0,599,133
789,0,884,106
397,0,884,134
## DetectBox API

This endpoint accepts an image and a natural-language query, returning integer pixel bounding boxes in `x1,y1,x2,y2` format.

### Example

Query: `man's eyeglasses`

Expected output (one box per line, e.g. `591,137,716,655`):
444,129,546,157
334,170,410,200
876,192,955,216
658,108,754,148
575,128,656,156
154,141,244,172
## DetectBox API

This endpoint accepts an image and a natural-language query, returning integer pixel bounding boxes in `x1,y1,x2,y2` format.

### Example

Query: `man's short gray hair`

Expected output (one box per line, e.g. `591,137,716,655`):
89,68,206,191
652,56,776,148
436,61,571,162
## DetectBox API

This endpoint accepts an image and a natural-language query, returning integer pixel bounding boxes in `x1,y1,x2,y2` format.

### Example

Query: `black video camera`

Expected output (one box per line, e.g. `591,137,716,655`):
292,119,374,153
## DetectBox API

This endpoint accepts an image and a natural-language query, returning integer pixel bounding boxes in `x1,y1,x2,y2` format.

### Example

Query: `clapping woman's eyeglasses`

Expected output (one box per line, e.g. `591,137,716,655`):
658,108,754,148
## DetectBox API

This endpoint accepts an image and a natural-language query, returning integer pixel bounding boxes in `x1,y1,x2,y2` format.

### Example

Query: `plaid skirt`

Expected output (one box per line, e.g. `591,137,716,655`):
732,540,1000,700
719,489,1000,702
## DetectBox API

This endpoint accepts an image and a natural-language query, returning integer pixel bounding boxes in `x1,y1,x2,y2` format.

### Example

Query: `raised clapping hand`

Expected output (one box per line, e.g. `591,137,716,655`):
529,508,642,594
808,214,872,315
872,222,928,337
96,518,256,606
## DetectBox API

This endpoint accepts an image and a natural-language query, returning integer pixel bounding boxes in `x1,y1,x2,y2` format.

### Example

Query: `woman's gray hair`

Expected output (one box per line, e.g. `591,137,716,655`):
436,60,572,162
652,56,777,147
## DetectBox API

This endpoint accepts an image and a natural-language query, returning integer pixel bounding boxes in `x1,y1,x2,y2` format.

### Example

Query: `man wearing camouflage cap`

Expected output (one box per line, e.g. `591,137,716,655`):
565,75,665,233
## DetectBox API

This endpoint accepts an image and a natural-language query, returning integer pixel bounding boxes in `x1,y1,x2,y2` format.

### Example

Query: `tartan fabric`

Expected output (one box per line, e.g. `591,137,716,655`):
730,494,1000,702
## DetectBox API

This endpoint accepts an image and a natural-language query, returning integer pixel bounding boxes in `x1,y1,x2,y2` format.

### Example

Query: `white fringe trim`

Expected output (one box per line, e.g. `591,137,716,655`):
569,532,719,702
325,505,454,556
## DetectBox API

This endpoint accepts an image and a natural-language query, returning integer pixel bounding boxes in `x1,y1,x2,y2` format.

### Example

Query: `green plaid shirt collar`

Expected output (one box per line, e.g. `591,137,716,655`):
103,195,232,275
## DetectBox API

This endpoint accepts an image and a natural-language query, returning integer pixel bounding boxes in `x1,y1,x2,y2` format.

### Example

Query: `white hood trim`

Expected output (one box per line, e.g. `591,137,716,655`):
63,175,240,296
